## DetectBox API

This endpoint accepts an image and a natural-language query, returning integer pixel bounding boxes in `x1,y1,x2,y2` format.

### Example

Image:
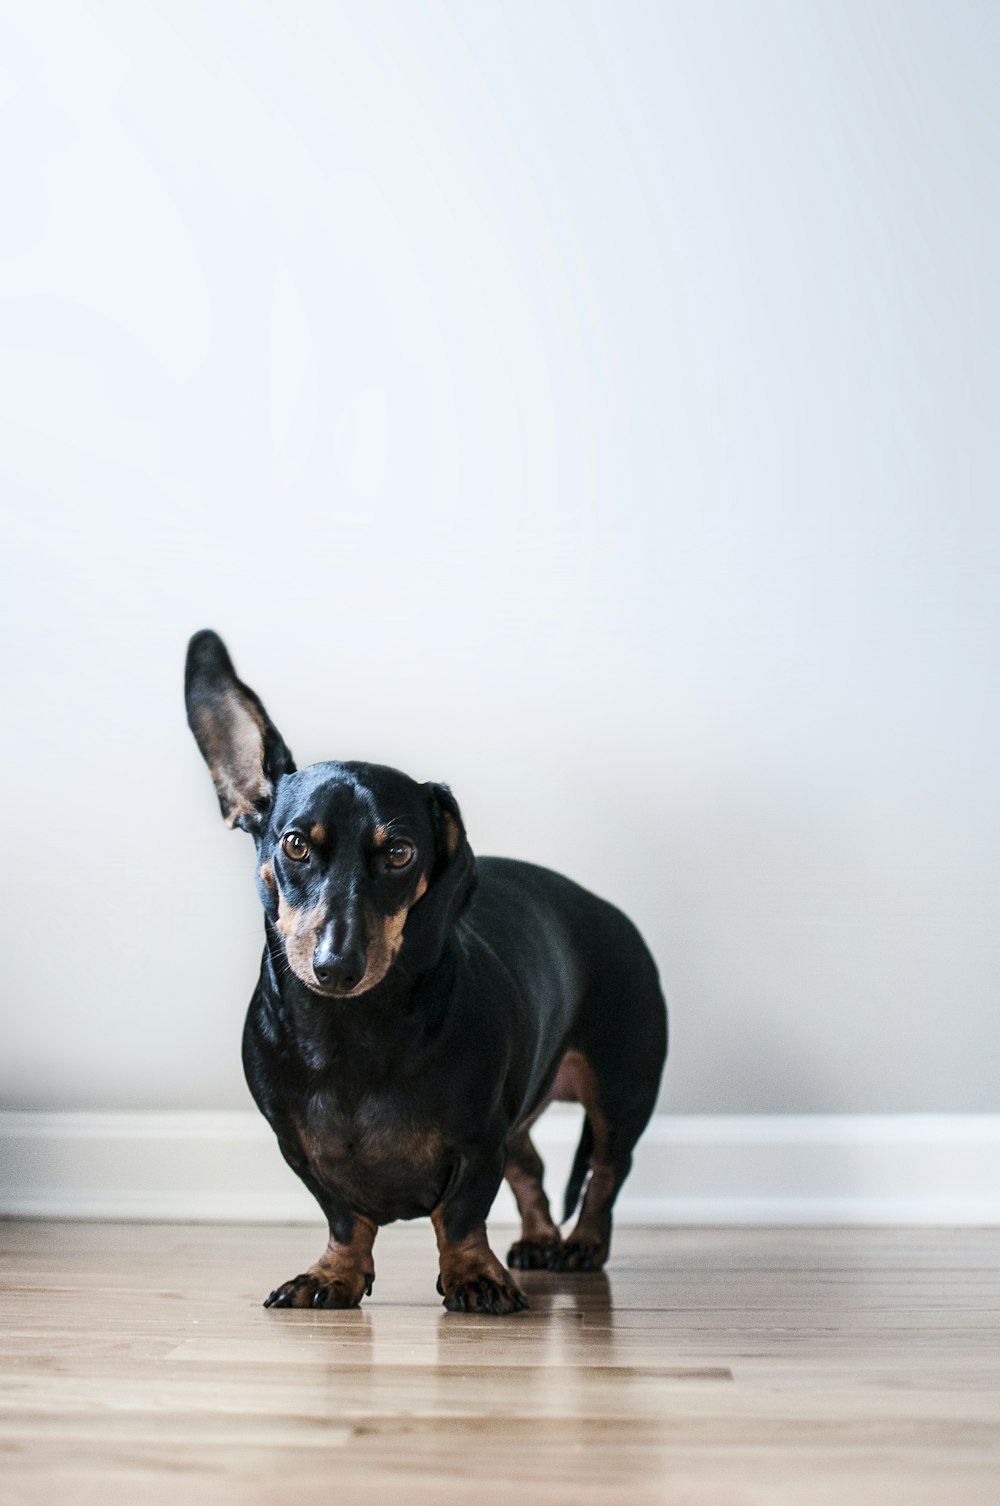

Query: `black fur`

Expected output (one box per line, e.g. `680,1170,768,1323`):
185,629,667,1314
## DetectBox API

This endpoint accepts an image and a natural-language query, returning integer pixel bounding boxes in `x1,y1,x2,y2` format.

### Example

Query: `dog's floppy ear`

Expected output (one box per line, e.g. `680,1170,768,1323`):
184,629,296,835
402,783,477,976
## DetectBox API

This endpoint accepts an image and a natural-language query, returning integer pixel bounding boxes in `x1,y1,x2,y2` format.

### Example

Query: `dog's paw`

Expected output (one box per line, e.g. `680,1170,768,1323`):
437,1270,529,1316
506,1238,563,1271
546,1241,608,1273
263,1269,373,1309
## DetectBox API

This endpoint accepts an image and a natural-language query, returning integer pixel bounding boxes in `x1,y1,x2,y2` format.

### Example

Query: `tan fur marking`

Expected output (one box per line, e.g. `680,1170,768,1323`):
275,894,327,983
193,693,269,826
505,1130,561,1246
552,1047,615,1258
570,1162,616,1249
259,860,276,893
550,1049,610,1152
431,1210,519,1296
413,872,429,903
296,1114,443,1180
295,1215,378,1308
333,905,408,994
397,1120,444,1164
372,825,390,850
309,823,326,846
369,907,408,982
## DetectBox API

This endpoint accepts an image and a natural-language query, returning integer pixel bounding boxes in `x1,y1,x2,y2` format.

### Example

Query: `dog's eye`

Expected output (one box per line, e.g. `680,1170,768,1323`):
282,831,310,862
386,841,415,870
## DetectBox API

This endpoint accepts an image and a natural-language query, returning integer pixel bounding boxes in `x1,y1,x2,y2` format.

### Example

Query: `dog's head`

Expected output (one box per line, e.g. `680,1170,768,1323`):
185,630,476,998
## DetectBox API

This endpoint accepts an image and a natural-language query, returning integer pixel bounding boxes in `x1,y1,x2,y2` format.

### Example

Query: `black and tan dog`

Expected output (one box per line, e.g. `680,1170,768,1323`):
185,630,667,1315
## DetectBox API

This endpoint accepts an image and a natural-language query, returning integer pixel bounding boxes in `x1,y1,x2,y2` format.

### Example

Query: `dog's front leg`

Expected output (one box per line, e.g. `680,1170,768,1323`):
263,1140,377,1310
432,1145,529,1316
264,1212,377,1310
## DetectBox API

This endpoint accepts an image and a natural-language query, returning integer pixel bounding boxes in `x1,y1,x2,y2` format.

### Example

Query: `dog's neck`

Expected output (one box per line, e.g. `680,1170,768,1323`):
260,924,450,1079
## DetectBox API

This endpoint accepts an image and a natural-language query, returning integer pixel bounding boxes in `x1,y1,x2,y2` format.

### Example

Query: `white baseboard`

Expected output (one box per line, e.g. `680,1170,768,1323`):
2,1110,999,1225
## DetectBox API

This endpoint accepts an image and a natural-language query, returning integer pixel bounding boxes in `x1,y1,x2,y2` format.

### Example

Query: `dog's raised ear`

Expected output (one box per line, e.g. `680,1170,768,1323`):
402,783,477,976
184,630,296,835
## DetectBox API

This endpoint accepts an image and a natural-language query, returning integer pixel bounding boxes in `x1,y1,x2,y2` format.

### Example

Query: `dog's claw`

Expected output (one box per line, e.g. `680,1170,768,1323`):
441,1275,529,1315
263,1271,368,1310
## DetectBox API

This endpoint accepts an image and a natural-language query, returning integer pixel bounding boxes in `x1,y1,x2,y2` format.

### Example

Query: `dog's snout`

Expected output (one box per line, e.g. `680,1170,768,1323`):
313,952,365,991
313,922,366,993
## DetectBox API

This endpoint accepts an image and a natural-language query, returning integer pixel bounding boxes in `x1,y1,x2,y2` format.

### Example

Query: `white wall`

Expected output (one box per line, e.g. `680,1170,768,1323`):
1,1,997,1116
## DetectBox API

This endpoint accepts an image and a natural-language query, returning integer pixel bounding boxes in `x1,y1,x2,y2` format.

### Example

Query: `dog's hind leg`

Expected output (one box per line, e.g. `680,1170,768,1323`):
504,1128,564,1270
558,1157,616,1271
556,1093,616,1272
553,938,667,1272
550,1049,659,1273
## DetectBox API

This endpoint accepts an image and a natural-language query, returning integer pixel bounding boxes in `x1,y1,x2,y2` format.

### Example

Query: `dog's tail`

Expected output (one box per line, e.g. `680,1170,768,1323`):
562,1116,594,1223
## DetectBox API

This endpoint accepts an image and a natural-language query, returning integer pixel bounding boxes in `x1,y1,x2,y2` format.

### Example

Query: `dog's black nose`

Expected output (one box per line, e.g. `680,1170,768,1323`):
312,948,366,992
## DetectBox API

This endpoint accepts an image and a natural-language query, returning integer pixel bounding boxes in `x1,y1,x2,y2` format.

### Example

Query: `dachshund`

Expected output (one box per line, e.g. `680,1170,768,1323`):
185,629,667,1314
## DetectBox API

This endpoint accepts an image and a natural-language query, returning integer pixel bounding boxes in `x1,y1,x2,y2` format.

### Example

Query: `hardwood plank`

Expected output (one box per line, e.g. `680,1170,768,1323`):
1,1222,998,1505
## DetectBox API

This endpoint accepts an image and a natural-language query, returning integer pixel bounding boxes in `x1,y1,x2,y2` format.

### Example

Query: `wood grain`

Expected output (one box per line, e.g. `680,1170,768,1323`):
1,1222,998,1504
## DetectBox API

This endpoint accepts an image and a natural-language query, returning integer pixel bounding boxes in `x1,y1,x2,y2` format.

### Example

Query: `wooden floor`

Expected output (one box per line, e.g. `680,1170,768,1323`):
1,1222,999,1504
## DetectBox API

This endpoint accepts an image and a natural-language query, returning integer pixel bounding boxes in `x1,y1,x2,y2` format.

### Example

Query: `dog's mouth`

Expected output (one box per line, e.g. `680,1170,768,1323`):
303,971,375,1000
287,952,398,1000
307,983,362,1000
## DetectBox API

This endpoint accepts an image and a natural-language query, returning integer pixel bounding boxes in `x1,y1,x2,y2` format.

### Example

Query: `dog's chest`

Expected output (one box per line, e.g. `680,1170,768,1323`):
295,1088,447,1221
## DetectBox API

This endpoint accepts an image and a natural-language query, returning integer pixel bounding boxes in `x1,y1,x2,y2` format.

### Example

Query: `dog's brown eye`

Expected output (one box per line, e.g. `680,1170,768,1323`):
282,831,310,862
386,841,415,870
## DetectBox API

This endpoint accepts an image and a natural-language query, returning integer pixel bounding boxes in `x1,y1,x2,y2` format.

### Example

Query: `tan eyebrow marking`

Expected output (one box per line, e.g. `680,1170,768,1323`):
309,823,326,846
